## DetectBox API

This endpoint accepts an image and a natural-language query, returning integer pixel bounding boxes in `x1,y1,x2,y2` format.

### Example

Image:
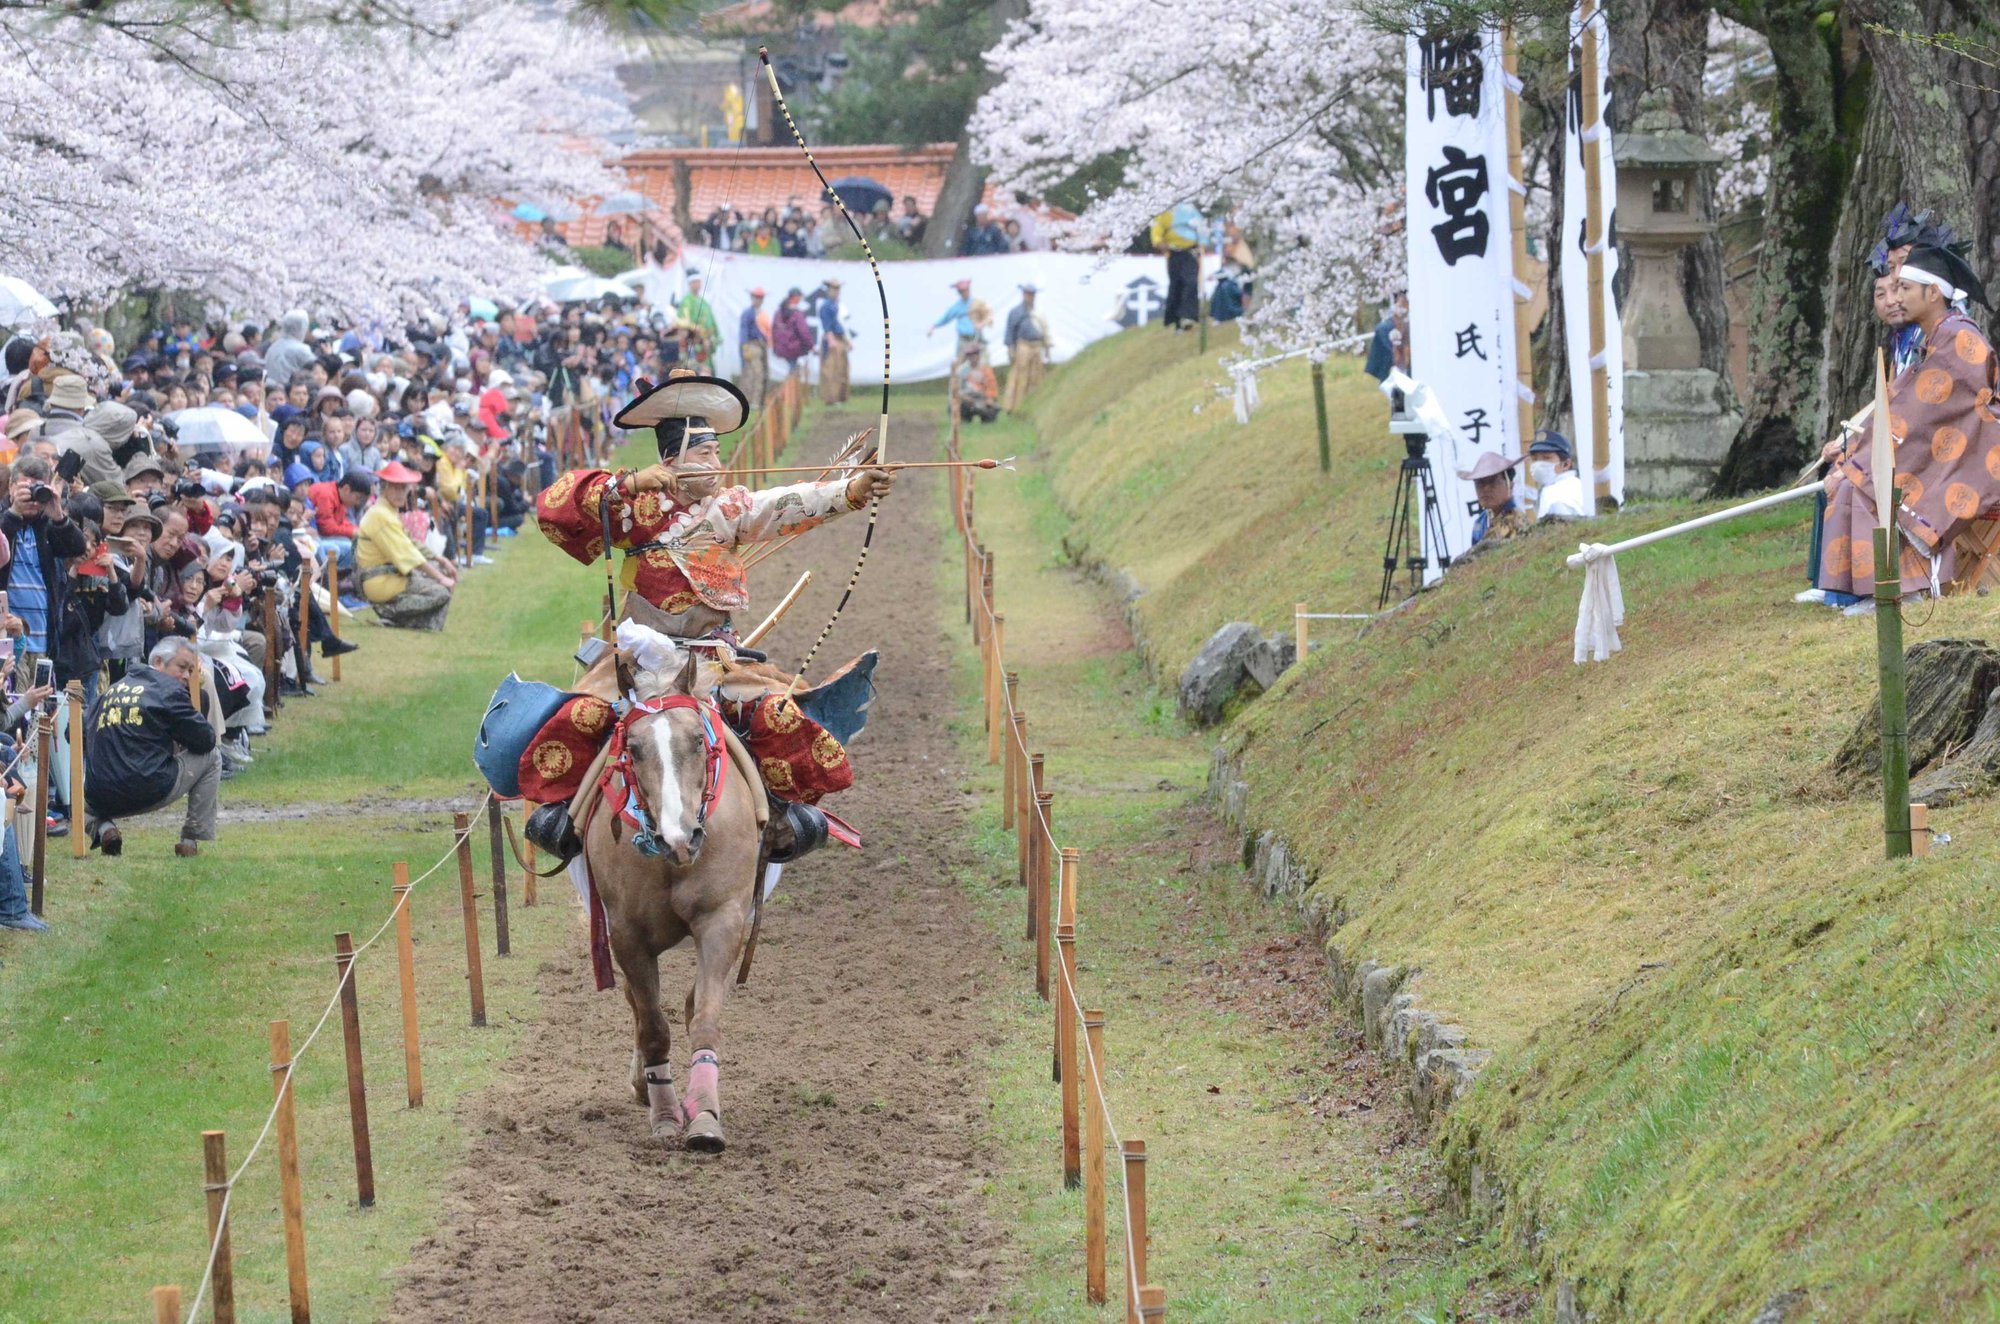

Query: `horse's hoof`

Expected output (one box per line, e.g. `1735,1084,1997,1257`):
684,1110,726,1154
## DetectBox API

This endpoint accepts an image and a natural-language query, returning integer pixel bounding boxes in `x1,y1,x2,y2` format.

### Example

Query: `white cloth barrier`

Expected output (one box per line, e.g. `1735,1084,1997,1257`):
657,246,1191,385
1568,483,1821,663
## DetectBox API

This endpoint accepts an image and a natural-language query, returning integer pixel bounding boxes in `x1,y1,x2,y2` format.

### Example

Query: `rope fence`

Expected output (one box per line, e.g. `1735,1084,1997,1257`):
143,790,544,1321
946,375,1171,1322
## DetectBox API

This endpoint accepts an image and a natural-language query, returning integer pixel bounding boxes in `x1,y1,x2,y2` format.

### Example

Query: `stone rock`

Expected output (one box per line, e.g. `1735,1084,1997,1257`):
1360,964,1408,1050
1176,622,1296,725
1412,1047,1491,1124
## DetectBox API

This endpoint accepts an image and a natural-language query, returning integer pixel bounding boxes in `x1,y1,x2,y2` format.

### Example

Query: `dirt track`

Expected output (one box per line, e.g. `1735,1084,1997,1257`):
391,414,1013,1321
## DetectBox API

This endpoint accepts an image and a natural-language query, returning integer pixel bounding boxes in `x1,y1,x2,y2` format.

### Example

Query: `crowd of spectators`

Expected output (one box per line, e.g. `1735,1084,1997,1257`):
0,293,676,922
697,193,1053,259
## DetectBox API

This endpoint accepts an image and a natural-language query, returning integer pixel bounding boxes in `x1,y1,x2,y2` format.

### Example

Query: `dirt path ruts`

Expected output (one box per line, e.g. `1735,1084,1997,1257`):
390,416,1012,1322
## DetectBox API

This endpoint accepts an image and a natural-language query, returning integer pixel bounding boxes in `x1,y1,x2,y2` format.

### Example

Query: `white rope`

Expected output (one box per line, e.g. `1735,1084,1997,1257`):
182,791,494,1323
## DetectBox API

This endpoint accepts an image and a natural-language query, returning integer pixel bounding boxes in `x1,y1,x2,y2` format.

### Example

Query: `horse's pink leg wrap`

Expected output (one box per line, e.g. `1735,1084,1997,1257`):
685,1049,720,1121
643,1062,682,1135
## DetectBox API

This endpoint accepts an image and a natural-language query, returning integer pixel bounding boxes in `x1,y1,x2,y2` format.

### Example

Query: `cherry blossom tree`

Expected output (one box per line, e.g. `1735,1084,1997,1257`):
1,0,632,319
972,0,1406,350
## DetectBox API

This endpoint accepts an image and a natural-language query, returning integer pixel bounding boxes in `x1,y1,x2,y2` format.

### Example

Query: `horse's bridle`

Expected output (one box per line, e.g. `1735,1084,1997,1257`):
603,693,728,859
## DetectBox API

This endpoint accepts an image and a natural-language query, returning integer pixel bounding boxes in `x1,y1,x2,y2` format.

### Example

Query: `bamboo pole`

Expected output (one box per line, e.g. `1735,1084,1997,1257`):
1310,360,1331,474
453,812,487,1026
392,863,423,1108
325,553,342,682
332,932,375,1208
65,680,83,859
151,1286,182,1324
1502,25,1537,454
268,1020,311,1323
202,1130,236,1324
1875,523,1912,858
1034,787,1052,1001
1084,1009,1107,1304
487,800,510,957
30,715,49,916
1123,1139,1149,1324
1057,924,1080,1187
1577,0,1610,511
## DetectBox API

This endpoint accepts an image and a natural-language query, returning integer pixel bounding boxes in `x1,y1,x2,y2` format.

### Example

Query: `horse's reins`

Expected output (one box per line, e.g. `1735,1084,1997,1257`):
603,693,728,859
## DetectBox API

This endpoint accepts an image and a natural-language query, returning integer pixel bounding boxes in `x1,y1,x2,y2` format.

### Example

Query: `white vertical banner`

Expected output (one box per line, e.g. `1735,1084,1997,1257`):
1405,25,1522,583
1562,4,1625,503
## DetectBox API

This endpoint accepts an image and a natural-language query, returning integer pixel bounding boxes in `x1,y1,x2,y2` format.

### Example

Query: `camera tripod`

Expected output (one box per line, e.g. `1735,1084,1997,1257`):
1379,430,1453,609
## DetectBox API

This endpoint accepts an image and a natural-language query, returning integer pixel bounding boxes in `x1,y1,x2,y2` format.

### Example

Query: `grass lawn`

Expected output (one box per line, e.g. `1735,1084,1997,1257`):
936,404,1533,1320
0,505,606,1322
1011,324,2000,1316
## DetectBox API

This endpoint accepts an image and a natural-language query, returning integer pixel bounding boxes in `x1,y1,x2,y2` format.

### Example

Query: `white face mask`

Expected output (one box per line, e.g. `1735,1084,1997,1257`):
1529,460,1558,488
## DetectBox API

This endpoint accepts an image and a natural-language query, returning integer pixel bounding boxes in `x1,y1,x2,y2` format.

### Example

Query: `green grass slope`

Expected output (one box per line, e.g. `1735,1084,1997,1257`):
1017,325,2000,1319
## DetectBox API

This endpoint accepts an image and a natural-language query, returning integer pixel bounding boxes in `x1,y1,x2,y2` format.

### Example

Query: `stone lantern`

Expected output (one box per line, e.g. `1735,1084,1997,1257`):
1613,92,1743,497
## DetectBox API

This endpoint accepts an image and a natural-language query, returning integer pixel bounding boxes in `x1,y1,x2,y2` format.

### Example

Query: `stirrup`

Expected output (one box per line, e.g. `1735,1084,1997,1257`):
524,802,583,866
764,797,829,863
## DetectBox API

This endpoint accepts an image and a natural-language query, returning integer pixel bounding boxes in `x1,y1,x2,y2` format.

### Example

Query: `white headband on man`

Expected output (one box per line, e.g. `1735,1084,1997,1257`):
1899,266,1962,301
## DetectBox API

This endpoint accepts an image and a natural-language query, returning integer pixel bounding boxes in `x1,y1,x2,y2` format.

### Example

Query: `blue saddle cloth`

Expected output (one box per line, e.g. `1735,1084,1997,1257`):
475,673,574,798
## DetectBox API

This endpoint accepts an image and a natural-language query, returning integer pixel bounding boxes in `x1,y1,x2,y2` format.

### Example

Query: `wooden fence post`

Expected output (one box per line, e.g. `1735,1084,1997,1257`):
262,591,283,713
202,1130,236,1324
986,615,1006,764
324,553,342,682
1295,601,1309,664
1034,785,1052,1001
1057,924,1079,1188
150,1286,182,1324
1123,1139,1149,1324
392,863,423,1108
523,833,539,907
268,1020,312,1323
1139,1285,1167,1321
66,681,84,860
453,812,487,1027
296,564,311,687
1084,1008,1107,1305
1001,674,1020,831
332,933,375,1208
1021,751,1041,900
30,715,50,916
1057,848,1079,1082
486,800,511,956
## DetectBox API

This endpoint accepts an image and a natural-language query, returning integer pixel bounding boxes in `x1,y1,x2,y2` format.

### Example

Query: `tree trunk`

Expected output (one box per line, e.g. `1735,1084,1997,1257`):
923,127,990,260
1712,1,1859,495
919,0,1029,260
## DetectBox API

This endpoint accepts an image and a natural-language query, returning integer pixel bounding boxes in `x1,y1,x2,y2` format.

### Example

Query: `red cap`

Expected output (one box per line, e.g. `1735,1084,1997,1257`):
952,279,971,292
749,286,766,298
377,459,423,484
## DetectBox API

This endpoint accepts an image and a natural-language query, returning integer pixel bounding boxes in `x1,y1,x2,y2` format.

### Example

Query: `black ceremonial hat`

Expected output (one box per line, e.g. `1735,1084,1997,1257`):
1902,243,1989,309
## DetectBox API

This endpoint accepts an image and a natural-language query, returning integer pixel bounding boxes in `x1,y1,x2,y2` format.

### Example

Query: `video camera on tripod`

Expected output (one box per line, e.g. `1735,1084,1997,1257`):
1375,369,1469,609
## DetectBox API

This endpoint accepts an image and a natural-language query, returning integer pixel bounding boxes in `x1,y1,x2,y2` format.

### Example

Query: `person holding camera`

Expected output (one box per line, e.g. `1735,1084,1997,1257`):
0,455,89,673
83,636,220,859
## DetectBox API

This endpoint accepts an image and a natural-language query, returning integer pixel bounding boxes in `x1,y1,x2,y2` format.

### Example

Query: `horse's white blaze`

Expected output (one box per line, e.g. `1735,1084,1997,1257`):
641,718,688,839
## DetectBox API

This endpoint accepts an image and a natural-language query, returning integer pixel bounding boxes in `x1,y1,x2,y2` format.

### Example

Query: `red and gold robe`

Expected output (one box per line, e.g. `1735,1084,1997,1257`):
1820,312,2000,597
522,468,867,806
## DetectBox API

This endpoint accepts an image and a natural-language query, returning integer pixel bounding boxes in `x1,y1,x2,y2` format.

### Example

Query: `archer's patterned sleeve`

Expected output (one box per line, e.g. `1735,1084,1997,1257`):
708,480,860,545
535,469,683,563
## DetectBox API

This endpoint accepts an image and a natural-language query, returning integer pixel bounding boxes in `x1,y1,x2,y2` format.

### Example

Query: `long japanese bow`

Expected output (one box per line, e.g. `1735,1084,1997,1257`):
760,46,890,682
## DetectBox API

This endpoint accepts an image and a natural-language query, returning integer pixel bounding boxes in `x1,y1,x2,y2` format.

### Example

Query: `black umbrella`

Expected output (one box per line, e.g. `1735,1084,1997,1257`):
827,176,893,217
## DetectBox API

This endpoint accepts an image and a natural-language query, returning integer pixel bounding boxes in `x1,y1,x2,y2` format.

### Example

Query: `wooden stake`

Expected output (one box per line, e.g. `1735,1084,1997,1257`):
332,932,375,1208
453,812,487,1026
268,1020,311,1323
986,615,1006,764
66,680,84,860
1911,802,1931,858
202,1130,236,1324
324,553,342,682
1084,1009,1107,1305
523,834,539,907
487,800,511,957
1123,1139,1149,1324
1034,788,1053,1001
1001,673,1020,830
261,590,283,713
151,1286,182,1324
1138,1286,1167,1321
30,716,49,917
1056,848,1079,1082
579,619,597,656
392,864,423,1109
1013,731,1032,897
1057,924,1080,1187
296,564,311,683
1294,602,1309,664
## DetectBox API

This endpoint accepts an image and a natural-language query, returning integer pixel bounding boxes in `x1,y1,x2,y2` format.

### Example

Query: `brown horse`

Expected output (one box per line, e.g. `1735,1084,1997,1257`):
586,643,763,1153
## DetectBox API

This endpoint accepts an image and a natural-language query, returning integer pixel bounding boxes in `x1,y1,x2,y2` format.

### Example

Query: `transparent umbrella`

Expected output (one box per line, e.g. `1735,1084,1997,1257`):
0,275,57,327
168,406,270,451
